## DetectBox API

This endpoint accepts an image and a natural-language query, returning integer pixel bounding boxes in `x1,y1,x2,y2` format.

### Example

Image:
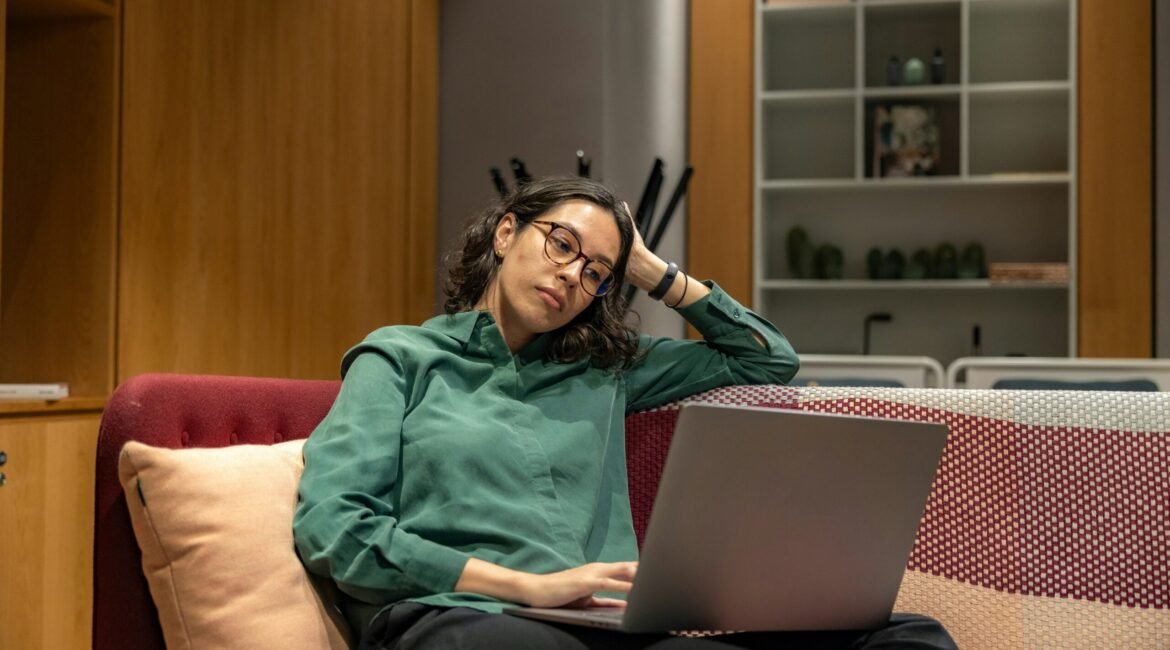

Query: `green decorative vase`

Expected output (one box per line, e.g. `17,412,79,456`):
903,57,926,85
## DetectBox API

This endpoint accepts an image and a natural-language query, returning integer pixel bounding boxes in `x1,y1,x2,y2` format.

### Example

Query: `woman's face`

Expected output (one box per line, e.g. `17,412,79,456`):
491,199,622,340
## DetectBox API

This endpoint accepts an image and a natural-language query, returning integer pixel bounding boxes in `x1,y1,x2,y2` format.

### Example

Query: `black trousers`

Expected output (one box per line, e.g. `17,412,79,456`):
360,603,958,650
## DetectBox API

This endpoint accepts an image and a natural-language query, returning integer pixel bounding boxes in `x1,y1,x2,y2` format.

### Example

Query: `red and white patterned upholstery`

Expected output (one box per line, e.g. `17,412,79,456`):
96,377,1170,649
625,386,1170,649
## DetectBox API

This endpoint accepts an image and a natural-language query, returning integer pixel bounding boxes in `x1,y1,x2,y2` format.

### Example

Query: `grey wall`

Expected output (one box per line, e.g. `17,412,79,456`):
1158,1,1169,357
438,0,689,337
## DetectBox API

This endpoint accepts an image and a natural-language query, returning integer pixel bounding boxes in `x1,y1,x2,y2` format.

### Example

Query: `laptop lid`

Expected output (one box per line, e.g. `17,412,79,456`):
617,404,948,633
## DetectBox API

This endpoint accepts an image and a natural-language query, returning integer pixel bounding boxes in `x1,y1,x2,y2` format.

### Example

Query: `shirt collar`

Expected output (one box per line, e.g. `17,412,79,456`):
422,311,550,363
421,310,484,347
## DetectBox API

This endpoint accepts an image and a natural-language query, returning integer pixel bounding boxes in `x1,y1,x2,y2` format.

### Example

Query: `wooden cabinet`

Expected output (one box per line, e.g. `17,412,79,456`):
0,407,103,649
0,1,116,645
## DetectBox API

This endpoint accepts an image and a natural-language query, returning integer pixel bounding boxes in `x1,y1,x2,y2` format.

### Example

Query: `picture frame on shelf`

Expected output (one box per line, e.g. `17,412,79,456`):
871,103,940,178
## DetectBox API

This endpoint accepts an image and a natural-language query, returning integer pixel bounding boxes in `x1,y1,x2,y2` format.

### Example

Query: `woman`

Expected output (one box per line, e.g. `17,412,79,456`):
294,177,955,649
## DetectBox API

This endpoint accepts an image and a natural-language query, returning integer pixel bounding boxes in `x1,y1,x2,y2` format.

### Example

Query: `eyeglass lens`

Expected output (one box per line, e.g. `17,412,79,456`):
542,226,613,296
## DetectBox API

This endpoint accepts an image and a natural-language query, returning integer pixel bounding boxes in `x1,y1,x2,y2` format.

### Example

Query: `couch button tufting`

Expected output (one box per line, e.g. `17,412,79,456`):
273,431,283,442
181,431,191,447
229,431,239,444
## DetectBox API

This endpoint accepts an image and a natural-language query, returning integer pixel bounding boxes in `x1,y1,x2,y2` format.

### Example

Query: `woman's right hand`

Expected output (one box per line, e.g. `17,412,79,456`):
518,561,637,609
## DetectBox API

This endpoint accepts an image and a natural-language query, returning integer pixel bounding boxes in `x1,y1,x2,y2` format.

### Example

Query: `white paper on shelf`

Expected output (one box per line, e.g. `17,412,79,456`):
0,383,70,400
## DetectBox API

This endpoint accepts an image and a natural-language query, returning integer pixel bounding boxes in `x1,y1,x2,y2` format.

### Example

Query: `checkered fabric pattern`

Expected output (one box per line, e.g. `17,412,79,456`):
624,386,1170,649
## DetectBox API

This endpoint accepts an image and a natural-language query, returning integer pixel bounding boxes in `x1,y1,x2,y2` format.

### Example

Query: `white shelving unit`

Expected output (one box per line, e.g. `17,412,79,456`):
754,0,1076,363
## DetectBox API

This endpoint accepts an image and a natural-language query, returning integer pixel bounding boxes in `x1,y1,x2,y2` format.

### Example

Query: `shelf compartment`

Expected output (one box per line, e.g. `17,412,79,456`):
762,4,855,92
0,18,118,397
968,90,1069,175
762,96,855,180
969,0,1071,84
863,97,960,178
761,172,1070,190
757,288,1068,363
760,183,1069,279
864,1,960,88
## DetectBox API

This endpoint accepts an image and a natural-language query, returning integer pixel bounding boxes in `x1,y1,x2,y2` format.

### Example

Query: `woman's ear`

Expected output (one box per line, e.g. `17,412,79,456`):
494,212,518,256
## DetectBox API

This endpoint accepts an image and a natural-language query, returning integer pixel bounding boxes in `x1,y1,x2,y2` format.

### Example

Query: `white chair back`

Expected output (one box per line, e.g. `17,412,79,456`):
795,354,945,388
946,357,1170,390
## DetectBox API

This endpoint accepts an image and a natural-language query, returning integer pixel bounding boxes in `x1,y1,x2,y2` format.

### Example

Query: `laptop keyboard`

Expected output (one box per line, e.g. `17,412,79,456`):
576,609,625,622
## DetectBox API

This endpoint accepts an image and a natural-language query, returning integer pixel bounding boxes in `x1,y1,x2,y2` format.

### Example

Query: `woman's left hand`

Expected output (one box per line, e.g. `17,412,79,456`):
621,201,668,292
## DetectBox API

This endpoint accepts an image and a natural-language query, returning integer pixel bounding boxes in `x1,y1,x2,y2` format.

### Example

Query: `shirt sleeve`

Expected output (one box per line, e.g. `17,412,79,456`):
624,281,800,413
293,349,470,606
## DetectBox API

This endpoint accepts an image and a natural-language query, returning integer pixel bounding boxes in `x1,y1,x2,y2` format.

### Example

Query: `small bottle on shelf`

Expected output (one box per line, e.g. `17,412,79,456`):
931,48,946,84
887,55,902,86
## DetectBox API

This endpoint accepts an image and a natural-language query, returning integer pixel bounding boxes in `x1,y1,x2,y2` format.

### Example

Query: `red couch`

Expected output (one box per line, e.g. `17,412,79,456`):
94,375,1170,649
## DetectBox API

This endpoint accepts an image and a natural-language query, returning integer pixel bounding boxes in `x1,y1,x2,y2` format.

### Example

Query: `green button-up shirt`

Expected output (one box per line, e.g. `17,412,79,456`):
294,282,798,630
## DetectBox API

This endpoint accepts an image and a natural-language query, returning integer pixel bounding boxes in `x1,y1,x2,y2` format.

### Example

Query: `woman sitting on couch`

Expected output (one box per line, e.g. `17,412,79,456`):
293,176,956,649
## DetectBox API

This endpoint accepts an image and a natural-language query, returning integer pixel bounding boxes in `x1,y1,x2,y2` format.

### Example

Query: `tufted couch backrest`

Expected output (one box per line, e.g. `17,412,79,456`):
94,376,1170,649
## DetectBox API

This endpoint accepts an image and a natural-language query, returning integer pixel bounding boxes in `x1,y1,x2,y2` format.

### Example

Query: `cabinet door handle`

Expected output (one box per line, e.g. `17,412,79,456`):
0,450,7,465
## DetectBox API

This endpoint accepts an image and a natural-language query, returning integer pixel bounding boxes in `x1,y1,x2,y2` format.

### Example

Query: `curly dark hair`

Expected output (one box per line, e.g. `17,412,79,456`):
442,176,640,369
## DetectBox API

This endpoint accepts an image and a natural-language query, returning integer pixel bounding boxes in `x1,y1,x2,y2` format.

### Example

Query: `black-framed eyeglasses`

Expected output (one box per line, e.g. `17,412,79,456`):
530,220,615,297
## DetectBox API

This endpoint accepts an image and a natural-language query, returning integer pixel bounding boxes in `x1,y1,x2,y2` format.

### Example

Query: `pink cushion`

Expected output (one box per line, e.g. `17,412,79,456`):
119,439,350,649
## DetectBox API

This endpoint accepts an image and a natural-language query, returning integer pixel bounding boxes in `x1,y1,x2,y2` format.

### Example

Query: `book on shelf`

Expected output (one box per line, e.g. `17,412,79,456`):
0,382,70,401
988,262,1069,283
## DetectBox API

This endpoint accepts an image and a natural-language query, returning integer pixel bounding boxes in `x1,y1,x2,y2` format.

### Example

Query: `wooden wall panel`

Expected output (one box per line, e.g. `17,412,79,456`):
1078,0,1152,357
119,0,438,381
688,0,754,308
407,0,438,324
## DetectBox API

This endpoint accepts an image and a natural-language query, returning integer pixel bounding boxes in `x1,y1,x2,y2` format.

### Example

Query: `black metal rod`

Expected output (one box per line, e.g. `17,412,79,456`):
510,157,531,185
490,167,508,198
633,159,664,238
648,166,693,252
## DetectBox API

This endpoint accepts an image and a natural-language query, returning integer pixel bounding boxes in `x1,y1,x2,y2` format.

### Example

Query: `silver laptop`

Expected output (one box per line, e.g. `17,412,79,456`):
506,403,948,633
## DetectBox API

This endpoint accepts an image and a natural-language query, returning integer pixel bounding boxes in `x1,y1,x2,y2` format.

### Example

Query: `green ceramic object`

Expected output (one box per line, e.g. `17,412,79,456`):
934,242,958,279
911,248,934,278
960,242,987,279
882,249,905,279
786,227,814,279
903,57,926,85
903,260,927,280
814,244,844,279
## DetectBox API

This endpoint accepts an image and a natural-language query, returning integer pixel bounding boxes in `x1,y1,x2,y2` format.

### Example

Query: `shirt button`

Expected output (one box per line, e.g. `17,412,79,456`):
732,308,741,319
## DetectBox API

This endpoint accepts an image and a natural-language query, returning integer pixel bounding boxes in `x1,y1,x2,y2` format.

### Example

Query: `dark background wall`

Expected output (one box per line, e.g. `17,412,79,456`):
438,0,689,337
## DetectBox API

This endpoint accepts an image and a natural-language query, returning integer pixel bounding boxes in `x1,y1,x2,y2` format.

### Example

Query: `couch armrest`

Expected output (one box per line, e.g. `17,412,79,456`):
92,373,340,650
